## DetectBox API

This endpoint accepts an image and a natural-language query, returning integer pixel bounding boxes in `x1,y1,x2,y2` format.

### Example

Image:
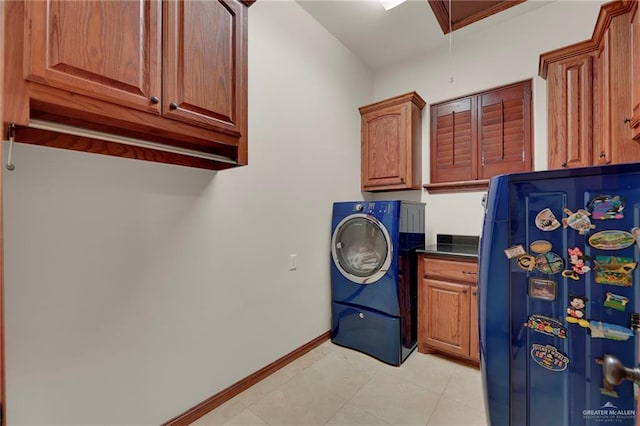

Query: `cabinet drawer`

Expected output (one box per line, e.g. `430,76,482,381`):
423,257,478,283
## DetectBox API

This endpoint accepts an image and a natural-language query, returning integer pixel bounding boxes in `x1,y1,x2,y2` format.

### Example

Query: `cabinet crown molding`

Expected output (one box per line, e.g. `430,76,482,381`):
539,0,634,79
359,91,426,115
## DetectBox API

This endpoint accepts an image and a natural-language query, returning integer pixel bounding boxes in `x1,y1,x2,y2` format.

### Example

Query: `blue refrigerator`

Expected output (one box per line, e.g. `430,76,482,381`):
479,163,640,426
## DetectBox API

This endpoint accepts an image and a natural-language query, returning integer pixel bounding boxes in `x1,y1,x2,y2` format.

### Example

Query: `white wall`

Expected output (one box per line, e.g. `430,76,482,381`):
372,0,606,244
2,1,373,424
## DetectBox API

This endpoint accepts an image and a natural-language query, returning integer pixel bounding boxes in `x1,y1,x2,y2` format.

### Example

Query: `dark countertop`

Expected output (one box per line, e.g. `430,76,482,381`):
417,243,479,259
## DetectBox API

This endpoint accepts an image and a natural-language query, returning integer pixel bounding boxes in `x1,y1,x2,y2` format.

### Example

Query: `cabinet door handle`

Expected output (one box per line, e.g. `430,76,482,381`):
561,162,567,168
624,117,631,123
600,151,607,158
462,289,468,294
169,102,178,111
150,96,159,105
472,291,477,296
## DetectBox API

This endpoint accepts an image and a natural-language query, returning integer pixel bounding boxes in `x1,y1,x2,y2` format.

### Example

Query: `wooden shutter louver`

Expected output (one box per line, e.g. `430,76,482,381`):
431,98,475,183
479,83,531,179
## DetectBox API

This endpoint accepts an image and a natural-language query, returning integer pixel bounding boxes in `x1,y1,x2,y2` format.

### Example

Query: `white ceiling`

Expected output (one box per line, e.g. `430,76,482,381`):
296,0,555,70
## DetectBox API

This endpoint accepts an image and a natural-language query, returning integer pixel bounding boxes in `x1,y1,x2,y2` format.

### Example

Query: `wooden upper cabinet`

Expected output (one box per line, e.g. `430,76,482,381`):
163,0,245,138
478,83,531,179
359,92,425,192
430,97,476,184
427,80,532,193
5,0,252,170
25,0,162,114
630,1,640,139
540,0,640,169
546,54,593,169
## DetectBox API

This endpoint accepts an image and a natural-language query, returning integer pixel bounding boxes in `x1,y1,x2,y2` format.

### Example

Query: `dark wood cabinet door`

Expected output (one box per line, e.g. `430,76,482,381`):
430,97,476,183
478,81,531,179
163,0,246,140
547,54,593,169
361,103,409,189
25,0,161,114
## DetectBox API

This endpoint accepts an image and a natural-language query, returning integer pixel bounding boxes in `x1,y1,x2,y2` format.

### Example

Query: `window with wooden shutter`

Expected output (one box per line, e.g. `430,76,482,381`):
431,97,476,183
427,80,532,193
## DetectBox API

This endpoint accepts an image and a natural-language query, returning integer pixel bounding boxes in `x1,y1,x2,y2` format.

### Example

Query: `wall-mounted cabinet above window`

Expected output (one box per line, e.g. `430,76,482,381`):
425,80,532,194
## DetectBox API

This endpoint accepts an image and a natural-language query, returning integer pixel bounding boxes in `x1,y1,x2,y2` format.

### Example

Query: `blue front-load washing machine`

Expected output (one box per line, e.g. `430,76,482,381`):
330,200,425,365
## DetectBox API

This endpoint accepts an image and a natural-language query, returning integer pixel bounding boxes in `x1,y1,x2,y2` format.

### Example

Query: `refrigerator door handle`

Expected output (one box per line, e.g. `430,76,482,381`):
603,354,640,385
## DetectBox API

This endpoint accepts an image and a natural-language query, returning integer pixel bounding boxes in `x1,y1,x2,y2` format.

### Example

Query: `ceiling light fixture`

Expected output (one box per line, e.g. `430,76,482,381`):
379,0,406,11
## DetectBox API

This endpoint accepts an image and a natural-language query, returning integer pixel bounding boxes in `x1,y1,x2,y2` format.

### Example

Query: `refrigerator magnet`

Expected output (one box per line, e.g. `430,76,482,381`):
593,255,636,286
524,315,567,338
587,195,624,220
528,278,557,301
516,254,536,271
535,208,561,231
589,230,635,250
562,208,596,235
588,321,633,341
631,227,640,249
530,240,552,254
530,344,569,371
504,245,526,259
566,295,590,327
535,252,564,274
603,292,629,311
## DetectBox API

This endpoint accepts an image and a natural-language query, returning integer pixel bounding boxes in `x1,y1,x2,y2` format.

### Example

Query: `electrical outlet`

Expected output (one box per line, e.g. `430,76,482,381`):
289,254,297,271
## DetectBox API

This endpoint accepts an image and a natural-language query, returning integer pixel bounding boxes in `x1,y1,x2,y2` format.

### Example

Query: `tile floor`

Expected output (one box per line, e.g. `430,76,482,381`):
192,341,487,426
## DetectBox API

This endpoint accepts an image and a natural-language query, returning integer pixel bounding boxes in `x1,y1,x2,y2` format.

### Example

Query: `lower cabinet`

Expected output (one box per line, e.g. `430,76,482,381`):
418,255,479,364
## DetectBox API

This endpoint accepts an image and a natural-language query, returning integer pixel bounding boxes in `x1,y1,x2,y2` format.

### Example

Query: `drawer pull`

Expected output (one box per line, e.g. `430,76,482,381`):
462,271,477,275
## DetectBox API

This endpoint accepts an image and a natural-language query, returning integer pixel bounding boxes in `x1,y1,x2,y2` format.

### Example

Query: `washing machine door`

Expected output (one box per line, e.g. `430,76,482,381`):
331,213,392,284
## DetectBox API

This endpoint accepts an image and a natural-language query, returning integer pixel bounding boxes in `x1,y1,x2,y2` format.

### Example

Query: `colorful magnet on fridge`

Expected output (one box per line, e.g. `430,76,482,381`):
594,255,636,286
524,315,567,338
631,313,640,331
567,247,590,274
517,254,536,271
589,230,635,250
535,252,564,274
530,240,552,254
566,295,589,327
562,269,580,280
632,228,640,249
530,344,569,371
603,293,629,311
528,278,557,301
535,208,561,231
562,208,596,235
504,245,526,259
587,195,624,220
589,321,633,341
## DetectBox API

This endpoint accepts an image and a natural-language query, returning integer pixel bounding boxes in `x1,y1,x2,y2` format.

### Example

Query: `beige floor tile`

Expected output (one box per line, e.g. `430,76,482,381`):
325,401,391,425
222,409,268,426
426,395,488,426
377,352,459,395
191,399,247,426
297,355,373,400
441,362,485,412
247,370,348,425
192,342,487,426
349,367,441,425
234,367,297,407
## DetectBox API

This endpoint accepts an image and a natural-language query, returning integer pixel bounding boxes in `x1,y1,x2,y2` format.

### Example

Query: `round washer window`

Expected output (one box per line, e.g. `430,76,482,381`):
331,214,392,284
